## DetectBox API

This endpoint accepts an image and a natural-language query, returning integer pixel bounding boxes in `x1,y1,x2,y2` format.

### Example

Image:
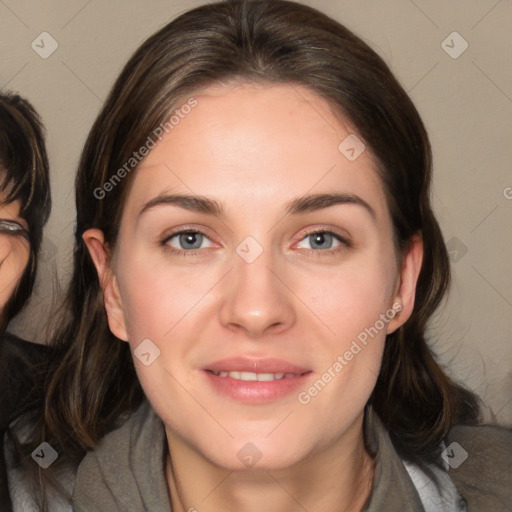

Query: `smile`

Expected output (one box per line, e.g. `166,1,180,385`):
203,368,312,404
208,370,299,381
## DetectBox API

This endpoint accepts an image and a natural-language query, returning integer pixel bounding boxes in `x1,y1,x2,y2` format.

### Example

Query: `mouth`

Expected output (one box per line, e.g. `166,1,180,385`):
206,370,305,381
202,357,312,403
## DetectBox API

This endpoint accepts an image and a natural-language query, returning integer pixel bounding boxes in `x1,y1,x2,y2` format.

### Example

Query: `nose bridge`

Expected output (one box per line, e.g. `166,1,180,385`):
218,236,296,336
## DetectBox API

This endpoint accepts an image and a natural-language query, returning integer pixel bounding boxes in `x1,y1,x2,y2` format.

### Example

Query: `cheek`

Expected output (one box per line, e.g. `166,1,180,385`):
116,253,215,345
114,253,230,432
0,238,29,307
291,248,396,410
297,249,397,344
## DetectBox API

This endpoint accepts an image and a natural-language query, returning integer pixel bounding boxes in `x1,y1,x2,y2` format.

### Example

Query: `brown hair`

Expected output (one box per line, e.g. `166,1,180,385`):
0,92,51,330
37,0,478,485
0,92,51,511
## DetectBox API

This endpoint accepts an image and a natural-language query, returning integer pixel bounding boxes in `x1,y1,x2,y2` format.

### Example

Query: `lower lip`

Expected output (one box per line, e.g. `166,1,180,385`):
203,370,312,404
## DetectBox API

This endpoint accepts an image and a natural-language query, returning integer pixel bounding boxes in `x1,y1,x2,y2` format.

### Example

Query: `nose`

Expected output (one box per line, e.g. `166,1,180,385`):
218,244,296,338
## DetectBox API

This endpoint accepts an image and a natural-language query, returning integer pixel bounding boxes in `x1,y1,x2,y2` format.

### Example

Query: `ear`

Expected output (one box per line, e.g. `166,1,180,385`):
82,228,129,342
386,234,423,334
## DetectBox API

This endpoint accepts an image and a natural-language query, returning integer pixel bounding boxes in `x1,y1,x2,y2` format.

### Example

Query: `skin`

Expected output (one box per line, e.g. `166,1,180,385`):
0,198,29,312
85,82,423,512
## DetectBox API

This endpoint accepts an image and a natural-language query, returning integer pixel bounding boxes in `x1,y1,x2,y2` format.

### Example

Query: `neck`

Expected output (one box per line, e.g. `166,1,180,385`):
165,414,375,512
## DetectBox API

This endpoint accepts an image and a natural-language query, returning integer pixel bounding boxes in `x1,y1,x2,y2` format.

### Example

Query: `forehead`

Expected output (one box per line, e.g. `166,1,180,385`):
123,82,389,223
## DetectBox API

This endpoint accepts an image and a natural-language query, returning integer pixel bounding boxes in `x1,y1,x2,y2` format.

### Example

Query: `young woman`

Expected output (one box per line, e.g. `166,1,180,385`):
0,92,51,510
13,1,512,511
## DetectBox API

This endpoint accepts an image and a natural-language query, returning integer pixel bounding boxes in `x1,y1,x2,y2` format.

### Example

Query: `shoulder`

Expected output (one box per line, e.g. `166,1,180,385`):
4,421,76,512
73,400,170,511
77,400,156,472
0,331,48,360
0,332,49,429
0,332,49,381
446,422,512,510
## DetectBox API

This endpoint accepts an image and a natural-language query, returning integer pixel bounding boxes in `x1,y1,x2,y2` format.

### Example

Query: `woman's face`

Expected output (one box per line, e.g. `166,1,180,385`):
86,82,421,470
0,197,29,312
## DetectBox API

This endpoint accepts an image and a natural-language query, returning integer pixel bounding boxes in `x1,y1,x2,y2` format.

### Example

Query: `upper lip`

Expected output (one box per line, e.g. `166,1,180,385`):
205,357,311,374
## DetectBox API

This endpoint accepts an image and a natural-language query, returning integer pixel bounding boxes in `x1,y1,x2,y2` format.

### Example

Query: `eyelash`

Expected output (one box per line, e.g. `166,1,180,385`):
160,227,351,257
0,219,29,239
300,229,351,257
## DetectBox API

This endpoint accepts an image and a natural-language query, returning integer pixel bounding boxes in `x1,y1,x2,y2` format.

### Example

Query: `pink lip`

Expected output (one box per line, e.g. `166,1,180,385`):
204,357,310,374
202,357,312,404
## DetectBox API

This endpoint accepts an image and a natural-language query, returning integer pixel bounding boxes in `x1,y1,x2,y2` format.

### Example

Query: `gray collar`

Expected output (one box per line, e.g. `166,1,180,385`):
73,401,426,512
363,407,425,511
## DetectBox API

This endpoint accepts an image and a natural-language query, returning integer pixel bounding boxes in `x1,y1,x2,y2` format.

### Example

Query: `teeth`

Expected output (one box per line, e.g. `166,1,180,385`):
257,373,277,381
211,371,297,381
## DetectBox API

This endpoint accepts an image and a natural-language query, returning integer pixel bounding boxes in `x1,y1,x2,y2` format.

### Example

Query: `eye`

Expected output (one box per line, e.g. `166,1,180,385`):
0,219,29,240
162,229,213,253
295,230,349,253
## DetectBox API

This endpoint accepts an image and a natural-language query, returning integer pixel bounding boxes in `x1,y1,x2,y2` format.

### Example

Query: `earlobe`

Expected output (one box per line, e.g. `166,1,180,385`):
386,234,424,334
82,229,129,342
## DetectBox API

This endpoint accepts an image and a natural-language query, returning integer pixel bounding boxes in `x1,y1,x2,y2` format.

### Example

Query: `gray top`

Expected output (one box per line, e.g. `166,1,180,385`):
446,422,512,511
71,400,512,512
8,400,512,511
72,401,171,512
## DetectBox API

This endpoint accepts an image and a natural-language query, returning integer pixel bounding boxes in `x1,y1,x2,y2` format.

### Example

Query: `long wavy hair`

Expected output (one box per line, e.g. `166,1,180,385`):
34,0,478,490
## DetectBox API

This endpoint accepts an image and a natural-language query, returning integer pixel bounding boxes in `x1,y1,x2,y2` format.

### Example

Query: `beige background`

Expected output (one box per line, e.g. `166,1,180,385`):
1,0,511,424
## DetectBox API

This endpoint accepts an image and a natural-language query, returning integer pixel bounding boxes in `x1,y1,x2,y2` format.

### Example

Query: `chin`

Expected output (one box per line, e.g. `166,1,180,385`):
198,435,312,473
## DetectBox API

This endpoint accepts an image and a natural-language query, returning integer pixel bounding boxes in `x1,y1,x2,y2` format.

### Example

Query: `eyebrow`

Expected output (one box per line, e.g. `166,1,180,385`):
140,194,224,217
285,193,376,220
139,192,376,221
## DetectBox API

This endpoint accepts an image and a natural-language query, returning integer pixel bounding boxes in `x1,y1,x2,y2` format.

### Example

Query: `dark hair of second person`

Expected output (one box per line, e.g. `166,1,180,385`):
0,92,51,329
0,91,52,511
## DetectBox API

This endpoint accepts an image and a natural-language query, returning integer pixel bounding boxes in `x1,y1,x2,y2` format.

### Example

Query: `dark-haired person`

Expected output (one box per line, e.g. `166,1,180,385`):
12,1,512,511
0,91,51,511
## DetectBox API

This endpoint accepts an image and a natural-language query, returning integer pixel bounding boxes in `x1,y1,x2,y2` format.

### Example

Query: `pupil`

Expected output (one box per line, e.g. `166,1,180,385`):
181,232,201,249
311,233,331,249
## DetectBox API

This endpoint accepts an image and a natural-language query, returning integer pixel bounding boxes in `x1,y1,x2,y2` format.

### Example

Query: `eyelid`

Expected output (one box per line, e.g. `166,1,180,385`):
294,226,351,247
161,225,216,243
0,219,29,239
160,226,217,255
